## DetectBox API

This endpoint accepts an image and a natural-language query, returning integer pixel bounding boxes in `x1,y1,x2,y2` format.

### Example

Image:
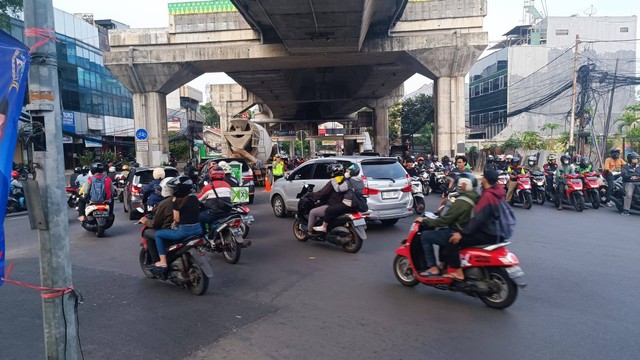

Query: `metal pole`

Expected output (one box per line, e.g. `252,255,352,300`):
568,34,580,154
603,58,619,160
24,0,78,359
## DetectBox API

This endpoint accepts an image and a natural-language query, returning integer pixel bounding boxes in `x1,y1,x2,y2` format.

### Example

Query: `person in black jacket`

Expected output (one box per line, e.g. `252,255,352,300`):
308,164,347,232
621,152,640,215
444,170,504,281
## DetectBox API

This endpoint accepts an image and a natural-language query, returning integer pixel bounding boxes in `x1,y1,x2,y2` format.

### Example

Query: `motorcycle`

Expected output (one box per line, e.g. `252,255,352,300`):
530,171,546,205
231,203,254,238
138,225,213,296
114,174,126,203
581,171,601,209
292,184,367,253
81,203,115,237
204,214,251,264
419,170,431,196
66,186,80,208
393,216,526,309
553,173,586,212
610,177,640,213
508,173,533,210
497,171,509,189
430,168,448,194
598,170,620,205
7,187,27,214
411,176,426,215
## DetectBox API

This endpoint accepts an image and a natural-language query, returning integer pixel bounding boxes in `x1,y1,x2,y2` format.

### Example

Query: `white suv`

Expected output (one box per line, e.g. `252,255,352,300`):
270,156,413,225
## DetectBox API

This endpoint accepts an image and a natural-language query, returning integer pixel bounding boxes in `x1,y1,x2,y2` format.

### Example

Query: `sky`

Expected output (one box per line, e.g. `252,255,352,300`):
52,0,639,97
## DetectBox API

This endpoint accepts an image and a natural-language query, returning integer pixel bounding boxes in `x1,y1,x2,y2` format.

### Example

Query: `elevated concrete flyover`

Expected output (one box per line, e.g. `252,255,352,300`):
104,0,488,165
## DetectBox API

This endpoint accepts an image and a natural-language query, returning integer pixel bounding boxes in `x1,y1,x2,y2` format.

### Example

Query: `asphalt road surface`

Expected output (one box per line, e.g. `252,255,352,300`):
1,190,639,360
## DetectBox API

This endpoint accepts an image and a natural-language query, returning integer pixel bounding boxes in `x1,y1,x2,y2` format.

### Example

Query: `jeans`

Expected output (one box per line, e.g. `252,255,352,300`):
605,172,614,202
420,228,452,268
155,224,202,256
556,182,566,208
308,205,328,231
624,182,638,210
199,210,230,235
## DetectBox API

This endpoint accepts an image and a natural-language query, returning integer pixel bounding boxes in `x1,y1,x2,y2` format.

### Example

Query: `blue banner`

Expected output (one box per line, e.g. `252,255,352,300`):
62,110,75,132
0,31,30,286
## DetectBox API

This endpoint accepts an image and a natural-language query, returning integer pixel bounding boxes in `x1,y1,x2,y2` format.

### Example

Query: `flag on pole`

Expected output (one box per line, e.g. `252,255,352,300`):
0,30,30,286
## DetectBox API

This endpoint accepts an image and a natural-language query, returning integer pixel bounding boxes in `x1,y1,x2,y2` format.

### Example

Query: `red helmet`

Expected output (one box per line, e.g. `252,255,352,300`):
11,170,19,179
209,166,225,181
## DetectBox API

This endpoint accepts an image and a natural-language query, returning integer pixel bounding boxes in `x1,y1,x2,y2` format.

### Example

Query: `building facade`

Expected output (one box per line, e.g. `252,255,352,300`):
468,15,637,140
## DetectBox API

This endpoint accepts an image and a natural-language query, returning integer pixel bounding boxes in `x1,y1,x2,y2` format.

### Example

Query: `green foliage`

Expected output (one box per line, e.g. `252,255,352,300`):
101,150,116,164
200,102,220,128
413,123,432,149
388,103,402,144
540,123,561,137
77,152,95,167
557,131,571,152
399,94,434,136
482,143,498,154
521,131,544,150
0,0,21,31
616,105,640,135
168,131,190,160
502,134,522,151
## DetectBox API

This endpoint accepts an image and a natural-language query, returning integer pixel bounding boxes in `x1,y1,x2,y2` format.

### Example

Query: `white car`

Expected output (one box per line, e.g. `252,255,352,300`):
269,156,413,225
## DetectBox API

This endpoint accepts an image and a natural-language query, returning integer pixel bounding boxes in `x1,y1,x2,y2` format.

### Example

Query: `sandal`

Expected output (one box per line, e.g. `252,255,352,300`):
443,273,464,281
419,271,442,278
153,262,167,268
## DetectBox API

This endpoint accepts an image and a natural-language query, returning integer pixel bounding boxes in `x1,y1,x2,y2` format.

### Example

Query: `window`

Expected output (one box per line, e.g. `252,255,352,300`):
556,29,569,36
292,164,314,180
492,78,500,91
360,160,407,180
482,81,490,95
620,27,629,33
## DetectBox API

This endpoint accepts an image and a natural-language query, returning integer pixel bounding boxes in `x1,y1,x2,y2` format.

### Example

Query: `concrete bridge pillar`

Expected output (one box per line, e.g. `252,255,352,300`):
133,92,169,167
433,77,466,158
374,107,390,156
309,139,317,158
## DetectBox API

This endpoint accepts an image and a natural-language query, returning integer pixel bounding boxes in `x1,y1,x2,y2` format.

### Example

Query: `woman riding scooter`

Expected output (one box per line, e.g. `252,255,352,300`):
308,163,348,232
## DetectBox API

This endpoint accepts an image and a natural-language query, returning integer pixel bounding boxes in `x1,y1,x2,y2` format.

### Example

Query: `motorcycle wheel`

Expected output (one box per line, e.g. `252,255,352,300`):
341,228,363,253
118,192,124,203
292,218,308,242
96,226,105,238
239,222,250,238
222,233,241,264
7,202,19,214
480,268,518,309
590,190,600,209
615,199,624,213
413,196,426,215
574,194,585,212
187,260,209,296
139,248,155,279
536,190,545,205
67,197,75,208
393,255,419,287
599,186,608,204
523,192,533,210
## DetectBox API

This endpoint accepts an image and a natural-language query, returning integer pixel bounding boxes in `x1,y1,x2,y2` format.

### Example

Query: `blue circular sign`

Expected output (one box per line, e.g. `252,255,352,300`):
135,129,148,141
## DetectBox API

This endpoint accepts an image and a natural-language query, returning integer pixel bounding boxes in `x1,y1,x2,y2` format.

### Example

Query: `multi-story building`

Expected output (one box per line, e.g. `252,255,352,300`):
8,10,133,168
468,15,637,140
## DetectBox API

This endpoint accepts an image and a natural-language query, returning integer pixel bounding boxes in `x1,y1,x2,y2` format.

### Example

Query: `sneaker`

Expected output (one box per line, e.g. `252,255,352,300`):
622,210,630,216
312,225,327,233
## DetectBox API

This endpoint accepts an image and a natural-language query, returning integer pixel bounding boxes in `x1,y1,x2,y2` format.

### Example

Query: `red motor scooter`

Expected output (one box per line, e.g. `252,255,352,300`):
393,221,526,309
553,173,586,212
508,173,533,210
581,171,601,209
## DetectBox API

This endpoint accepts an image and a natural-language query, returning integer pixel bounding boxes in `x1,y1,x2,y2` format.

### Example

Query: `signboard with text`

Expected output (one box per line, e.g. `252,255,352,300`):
62,111,75,132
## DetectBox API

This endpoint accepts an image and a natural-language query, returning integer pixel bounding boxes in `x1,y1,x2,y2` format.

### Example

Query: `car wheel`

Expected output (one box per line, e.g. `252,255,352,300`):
272,195,286,218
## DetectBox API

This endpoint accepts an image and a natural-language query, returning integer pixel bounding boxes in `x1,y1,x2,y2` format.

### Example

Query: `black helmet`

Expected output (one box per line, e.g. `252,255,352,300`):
442,155,450,163
91,162,105,174
511,157,520,166
580,157,591,168
527,155,537,166
560,154,571,164
432,155,439,162
457,172,478,189
347,163,360,176
167,176,193,197
73,167,81,174
627,152,639,163
327,163,344,177
610,147,621,159
132,162,141,168
407,156,415,163
81,165,90,175
487,155,495,163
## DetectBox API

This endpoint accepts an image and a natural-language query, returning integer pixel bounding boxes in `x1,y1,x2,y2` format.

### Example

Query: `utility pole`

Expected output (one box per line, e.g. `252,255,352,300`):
603,58,619,161
23,0,79,359
569,34,580,154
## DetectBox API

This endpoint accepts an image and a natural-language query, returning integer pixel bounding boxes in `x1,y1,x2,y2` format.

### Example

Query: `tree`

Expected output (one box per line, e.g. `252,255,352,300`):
200,102,220,128
502,134,522,153
168,131,190,160
400,94,434,136
101,150,116,164
388,103,401,144
615,105,640,135
540,123,561,138
521,131,544,151
0,0,21,31
413,123,432,150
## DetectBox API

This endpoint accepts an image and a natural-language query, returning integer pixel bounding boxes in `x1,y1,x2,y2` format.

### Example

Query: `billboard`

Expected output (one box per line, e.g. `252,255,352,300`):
0,30,30,286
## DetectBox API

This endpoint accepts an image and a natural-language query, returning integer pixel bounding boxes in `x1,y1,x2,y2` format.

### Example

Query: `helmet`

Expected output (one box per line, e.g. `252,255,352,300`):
417,157,424,162
527,155,537,166
132,162,141,168
209,166,225,180
426,154,432,160
407,156,415,163
327,163,344,177
167,176,193,197
457,172,478,190
91,162,105,174
572,154,582,164
610,147,621,159
580,157,591,168
627,152,639,163
218,161,231,174
73,167,81,174
497,155,505,161
122,165,129,171
81,166,90,175
487,155,495,163
511,157,520,166
505,154,513,161
547,154,557,164
11,170,19,179
109,166,116,173
159,177,175,197
442,155,450,163
347,163,360,176
432,155,439,162
560,154,571,164
152,167,165,180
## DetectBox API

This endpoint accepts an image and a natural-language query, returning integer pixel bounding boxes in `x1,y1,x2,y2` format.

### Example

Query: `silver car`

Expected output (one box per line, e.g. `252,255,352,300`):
270,156,413,225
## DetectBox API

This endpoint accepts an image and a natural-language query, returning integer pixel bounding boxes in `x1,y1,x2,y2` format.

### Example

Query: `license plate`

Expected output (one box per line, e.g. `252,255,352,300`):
382,191,399,199
352,218,366,227
506,266,524,278
231,228,242,236
93,211,108,218
242,215,255,223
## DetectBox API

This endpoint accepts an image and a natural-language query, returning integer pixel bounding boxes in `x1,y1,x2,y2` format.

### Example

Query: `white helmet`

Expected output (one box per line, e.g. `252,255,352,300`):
218,161,231,174
153,167,165,180
505,154,514,161
160,177,175,197
109,166,116,173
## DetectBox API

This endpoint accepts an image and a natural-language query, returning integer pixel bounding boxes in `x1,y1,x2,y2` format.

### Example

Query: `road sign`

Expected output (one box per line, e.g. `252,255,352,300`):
136,141,149,152
135,129,148,141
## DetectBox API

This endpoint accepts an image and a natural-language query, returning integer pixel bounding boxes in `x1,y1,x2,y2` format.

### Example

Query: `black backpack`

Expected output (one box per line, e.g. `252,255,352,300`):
347,179,368,213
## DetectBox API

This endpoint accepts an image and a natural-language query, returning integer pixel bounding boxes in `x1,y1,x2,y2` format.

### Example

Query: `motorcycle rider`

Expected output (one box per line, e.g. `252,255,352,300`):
415,157,427,173
603,147,626,206
184,160,198,183
75,166,90,188
307,163,348,232
506,157,525,203
555,154,576,210
69,167,81,188
77,163,113,222
485,155,499,171
272,155,285,182
543,154,558,194
405,156,419,177
446,170,505,281
140,177,176,263
142,167,166,209
432,155,442,169
415,173,479,277
197,166,233,234
313,164,364,233
218,161,240,187
621,152,640,216
441,156,452,171
153,176,202,269
10,170,25,208
524,155,541,172
577,157,593,174
496,155,507,171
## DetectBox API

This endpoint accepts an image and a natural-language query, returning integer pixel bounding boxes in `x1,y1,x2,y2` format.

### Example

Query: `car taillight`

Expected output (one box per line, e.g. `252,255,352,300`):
401,185,412,192
242,176,253,182
131,185,141,195
363,187,380,195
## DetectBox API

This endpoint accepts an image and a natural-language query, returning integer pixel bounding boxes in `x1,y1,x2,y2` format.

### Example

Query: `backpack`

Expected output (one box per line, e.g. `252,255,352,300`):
496,198,516,240
347,179,368,213
89,176,107,203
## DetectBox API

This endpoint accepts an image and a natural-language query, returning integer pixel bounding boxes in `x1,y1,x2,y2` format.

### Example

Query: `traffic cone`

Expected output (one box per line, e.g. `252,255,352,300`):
265,176,271,192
